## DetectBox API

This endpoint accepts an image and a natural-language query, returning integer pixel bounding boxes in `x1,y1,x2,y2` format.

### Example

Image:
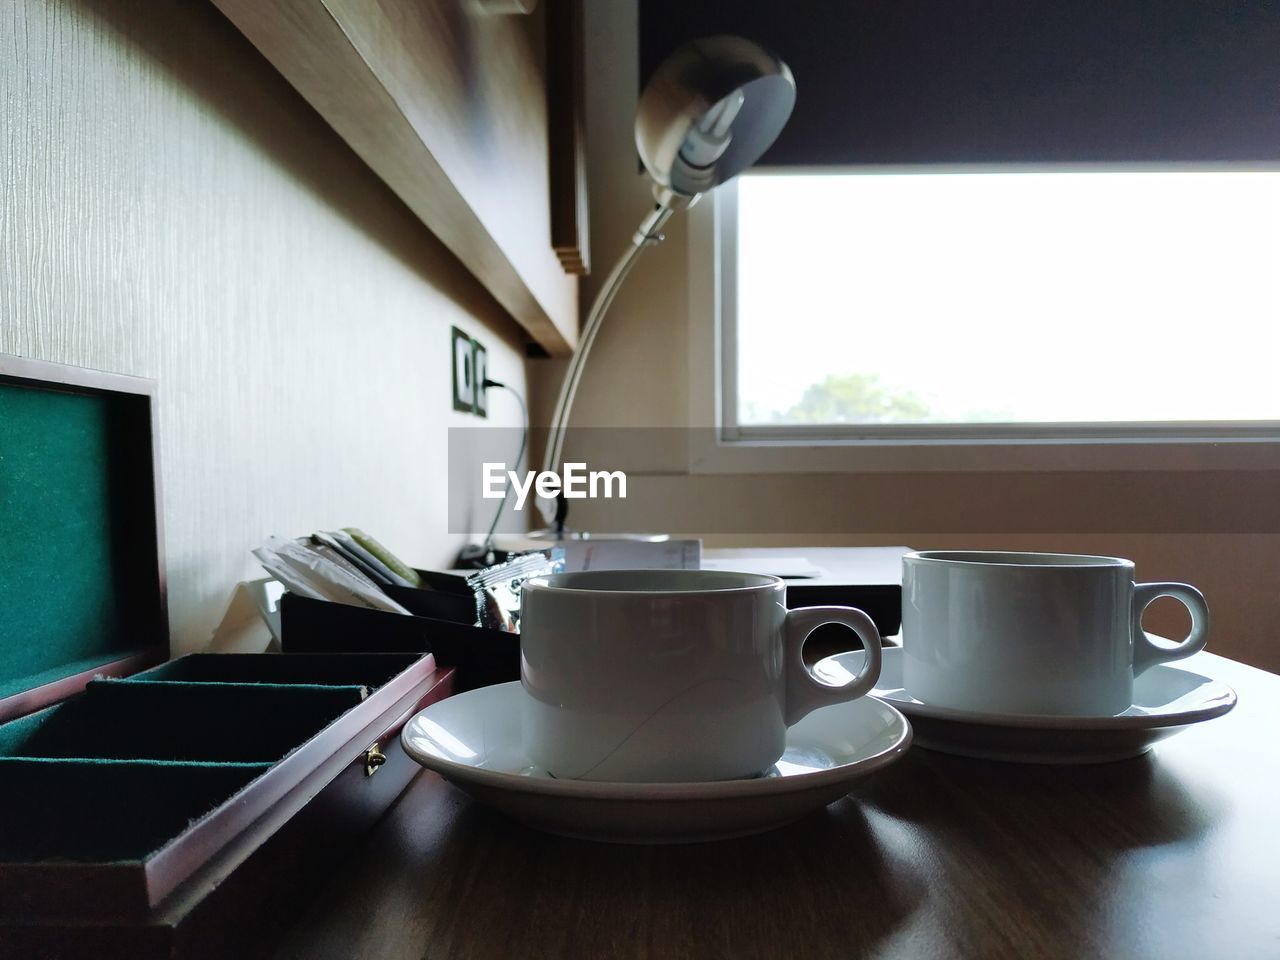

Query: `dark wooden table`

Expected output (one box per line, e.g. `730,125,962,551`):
273,652,1280,960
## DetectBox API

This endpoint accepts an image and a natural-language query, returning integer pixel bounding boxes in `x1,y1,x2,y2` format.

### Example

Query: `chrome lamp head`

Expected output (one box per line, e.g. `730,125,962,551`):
635,35,796,208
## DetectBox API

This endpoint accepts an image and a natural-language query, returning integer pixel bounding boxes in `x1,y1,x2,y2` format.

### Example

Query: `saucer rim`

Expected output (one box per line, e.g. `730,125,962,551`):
831,647,1237,731
401,683,913,801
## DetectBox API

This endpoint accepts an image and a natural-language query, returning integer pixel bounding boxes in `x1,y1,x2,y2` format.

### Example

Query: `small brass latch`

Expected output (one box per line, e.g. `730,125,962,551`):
364,744,387,777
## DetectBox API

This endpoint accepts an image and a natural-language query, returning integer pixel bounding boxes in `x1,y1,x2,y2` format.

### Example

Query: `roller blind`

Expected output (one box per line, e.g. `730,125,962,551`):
639,0,1280,165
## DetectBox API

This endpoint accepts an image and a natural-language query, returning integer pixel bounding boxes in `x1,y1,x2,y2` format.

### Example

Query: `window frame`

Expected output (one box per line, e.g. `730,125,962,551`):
688,170,1280,475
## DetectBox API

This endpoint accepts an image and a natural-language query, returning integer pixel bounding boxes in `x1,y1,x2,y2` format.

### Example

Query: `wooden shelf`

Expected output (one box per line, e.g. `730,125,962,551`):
213,0,580,355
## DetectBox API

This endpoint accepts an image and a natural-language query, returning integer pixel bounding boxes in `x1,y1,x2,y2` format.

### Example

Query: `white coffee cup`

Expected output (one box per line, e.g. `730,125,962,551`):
901,551,1210,717
519,569,883,782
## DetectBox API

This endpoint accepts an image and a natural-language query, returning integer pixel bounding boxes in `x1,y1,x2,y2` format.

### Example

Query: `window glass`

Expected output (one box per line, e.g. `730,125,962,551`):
735,171,1280,427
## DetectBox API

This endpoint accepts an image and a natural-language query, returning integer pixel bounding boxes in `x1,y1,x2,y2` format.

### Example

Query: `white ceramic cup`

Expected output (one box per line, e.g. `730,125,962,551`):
901,551,1210,717
519,569,883,782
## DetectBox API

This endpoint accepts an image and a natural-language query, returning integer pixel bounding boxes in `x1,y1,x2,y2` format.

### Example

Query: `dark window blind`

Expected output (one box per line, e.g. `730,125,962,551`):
639,1,1280,165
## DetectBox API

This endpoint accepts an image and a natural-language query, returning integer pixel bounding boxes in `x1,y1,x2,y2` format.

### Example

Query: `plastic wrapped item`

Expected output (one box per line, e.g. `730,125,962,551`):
467,549,564,633
254,536,410,614
312,531,412,588
306,539,380,588
253,549,327,602
342,527,423,587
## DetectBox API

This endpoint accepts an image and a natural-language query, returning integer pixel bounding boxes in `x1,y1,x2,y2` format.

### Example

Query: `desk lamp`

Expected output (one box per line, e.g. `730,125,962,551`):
536,35,796,538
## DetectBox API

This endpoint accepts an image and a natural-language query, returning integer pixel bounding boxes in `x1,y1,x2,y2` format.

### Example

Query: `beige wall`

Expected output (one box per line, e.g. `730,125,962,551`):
2,0,527,654
528,0,1280,672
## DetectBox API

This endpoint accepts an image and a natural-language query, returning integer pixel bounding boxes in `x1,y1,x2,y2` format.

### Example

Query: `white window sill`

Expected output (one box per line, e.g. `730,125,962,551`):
688,431,1280,474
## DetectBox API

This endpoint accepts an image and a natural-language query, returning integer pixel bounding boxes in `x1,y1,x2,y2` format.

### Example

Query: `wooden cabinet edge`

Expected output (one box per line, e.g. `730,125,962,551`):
211,0,579,355
547,0,590,277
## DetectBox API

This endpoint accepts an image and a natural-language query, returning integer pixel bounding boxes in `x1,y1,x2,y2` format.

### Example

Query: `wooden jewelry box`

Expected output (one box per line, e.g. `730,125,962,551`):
0,356,452,959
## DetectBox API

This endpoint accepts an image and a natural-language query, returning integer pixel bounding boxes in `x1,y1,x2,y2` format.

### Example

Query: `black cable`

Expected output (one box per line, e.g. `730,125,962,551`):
480,378,528,553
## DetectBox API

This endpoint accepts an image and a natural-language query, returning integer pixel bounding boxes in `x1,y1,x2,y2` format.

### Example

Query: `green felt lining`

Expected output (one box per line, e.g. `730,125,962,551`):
130,652,419,688
0,651,414,865
0,680,368,763
0,381,164,701
0,758,272,862
3,648,156,699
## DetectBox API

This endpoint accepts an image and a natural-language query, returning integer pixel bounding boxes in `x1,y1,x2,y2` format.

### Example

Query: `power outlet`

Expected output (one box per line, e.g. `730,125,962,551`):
451,327,475,413
472,339,489,418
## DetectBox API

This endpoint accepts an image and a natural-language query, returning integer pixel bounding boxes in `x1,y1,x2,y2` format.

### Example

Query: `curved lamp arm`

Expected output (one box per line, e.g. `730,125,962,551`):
531,33,794,538
538,203,678,535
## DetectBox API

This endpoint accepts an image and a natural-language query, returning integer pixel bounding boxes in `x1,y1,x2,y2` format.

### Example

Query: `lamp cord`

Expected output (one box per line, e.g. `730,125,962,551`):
541,203,677,535
481,379,528,553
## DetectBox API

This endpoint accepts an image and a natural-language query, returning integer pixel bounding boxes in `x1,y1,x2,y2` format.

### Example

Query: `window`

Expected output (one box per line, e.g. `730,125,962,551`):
724,169,1280,443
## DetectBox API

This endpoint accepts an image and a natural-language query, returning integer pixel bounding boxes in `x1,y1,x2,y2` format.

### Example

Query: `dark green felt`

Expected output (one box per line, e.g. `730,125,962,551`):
5,650,157,697
0,381,162,700
131,652,418,688
0,651,399,863
0,758,271,862
0,680,368,763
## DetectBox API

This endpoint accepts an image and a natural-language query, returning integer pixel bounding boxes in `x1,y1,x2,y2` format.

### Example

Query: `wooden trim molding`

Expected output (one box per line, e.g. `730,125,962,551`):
547,0,590,275
212,0,580,355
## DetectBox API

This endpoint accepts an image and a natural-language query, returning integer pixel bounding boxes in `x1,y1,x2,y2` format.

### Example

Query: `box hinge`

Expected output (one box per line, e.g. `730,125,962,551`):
364,744,387,777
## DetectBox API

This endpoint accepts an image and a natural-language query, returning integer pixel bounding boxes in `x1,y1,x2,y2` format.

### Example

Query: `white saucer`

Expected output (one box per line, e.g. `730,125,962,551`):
815,646,1236,764
401,682,912,843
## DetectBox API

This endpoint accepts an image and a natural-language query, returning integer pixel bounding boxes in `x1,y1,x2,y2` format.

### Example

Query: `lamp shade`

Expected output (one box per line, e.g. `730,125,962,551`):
635,35,796,198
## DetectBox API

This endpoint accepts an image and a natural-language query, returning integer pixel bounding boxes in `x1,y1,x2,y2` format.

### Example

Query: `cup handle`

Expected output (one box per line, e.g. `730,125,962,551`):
783,606,882,726
1131,582,1210,677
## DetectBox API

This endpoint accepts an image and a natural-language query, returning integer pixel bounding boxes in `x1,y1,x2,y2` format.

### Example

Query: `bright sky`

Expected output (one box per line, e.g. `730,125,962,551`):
736,170,1280,424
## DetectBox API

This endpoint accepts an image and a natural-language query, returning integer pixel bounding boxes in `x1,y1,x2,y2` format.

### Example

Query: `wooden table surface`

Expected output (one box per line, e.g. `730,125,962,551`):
273,652,1279,960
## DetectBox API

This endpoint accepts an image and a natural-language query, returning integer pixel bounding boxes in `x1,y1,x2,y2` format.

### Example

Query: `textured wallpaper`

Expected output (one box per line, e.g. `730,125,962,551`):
1,0,529,653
